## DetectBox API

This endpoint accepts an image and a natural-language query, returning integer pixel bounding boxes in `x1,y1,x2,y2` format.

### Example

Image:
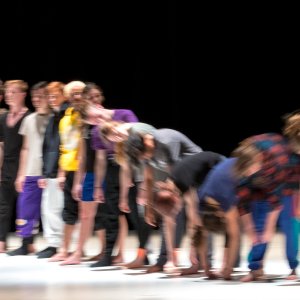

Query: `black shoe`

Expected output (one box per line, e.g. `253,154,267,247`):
7,245,29,256
36,247,57,259
144,256,150,265
90,256,112,268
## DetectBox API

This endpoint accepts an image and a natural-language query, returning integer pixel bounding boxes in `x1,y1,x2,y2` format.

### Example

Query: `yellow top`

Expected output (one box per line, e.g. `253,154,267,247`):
58,107,81,171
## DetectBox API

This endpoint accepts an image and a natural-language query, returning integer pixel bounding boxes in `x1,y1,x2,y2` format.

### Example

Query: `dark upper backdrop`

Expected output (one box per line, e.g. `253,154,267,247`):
1,1,299,156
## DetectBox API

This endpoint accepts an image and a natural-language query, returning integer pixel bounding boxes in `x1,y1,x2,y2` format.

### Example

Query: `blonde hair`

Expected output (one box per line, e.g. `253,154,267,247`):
98,121,128,166
231,140,261,177
282,112,300,153
4,80,28,92
100,121,123,141
283,113,300,140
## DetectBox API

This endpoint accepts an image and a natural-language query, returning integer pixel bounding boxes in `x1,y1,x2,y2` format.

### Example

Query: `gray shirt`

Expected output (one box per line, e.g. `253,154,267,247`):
148,129,202,181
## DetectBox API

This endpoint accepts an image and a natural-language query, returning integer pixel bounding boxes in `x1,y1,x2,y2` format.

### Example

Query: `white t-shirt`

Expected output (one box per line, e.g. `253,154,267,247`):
19,112,50,176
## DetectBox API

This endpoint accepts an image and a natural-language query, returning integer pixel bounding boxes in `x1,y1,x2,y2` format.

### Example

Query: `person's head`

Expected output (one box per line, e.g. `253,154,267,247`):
82,82,105,105
78,83,107,124
282,111,300,154
46,81,66,110
152,180,182,217
4,80,28,108
231,140,263,178
100,121,129,143
125,132,147,168
30,81,49,113
81,104,114,125
125,132,154,167
200,197,226,233
0,79,4,103
64,80,86,111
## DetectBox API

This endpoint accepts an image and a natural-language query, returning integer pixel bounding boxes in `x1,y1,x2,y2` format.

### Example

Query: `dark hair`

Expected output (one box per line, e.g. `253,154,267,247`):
201,202,226,233
191,225,205,248
0,79,4,97
31,81,48,92
82,82,104,99
125,133,146,167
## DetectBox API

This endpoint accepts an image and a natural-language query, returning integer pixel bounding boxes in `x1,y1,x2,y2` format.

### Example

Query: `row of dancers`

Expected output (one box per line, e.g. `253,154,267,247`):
0,79,299,282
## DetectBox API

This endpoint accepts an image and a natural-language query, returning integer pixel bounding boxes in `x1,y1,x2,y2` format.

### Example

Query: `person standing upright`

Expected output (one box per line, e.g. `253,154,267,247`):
0,80,31,253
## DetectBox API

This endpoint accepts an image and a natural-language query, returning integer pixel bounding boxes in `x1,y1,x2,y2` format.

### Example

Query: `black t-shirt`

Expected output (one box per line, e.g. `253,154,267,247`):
83,125,96,172
170,151,224,193
0,110,32,181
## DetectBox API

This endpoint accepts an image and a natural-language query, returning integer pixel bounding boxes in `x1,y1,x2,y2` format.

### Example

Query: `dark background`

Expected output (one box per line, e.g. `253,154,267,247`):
1,1,299,156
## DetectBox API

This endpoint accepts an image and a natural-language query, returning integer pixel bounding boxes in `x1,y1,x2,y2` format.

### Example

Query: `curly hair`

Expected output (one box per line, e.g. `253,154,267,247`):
201,201,226,233
231,140,261,178
283,112,300,140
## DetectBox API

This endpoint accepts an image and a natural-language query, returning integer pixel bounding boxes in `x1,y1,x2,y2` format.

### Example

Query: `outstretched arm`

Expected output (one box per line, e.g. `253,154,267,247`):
222,207,240,280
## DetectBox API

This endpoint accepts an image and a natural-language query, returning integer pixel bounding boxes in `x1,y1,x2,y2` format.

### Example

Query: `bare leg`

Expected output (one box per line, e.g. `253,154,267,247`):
61,202,97,265
49,224,74,262
163,216,178,273
0,241,6,253
86,228,106,261
180,245,200,275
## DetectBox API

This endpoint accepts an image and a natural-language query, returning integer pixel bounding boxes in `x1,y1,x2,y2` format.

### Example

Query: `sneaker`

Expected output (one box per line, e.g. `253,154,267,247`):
90,256,112,268
36,247,57,259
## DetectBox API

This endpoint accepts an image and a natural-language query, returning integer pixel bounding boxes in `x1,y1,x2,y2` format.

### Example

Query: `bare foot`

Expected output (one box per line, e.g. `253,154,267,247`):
60,253,81,265
146,264,163,273
122,258,145,269
0,241,6,253
112,254,124,265
48,252,68,262
163,261,179,274
286,269,297,280
28,244,35,254
180,263,200,275
241,269,264,282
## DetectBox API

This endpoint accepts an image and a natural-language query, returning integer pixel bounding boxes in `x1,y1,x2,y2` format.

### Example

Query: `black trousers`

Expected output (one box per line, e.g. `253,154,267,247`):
0,181,18,241
100,160,152,258
62,172,79,225
126,182,152,249
102,161,121,257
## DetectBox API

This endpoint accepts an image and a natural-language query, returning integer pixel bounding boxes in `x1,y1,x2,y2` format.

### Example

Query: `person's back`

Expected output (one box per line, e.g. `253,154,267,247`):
152,129,202,164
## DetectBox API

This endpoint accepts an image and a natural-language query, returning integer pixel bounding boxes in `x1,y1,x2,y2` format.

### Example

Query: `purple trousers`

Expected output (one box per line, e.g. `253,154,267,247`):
16,176,42,238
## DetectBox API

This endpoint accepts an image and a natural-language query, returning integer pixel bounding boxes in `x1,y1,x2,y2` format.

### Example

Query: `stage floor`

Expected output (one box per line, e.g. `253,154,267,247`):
0,232,299,300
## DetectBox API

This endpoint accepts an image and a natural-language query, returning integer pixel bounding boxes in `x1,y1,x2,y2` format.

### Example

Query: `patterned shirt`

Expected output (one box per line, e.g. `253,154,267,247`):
237,133,300,215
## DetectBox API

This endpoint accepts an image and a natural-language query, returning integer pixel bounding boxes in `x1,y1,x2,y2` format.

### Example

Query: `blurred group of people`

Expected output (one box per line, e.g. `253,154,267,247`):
0,79,299,283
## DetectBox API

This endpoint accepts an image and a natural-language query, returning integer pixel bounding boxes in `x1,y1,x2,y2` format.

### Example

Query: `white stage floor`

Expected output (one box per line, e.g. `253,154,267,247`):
0,232,299,300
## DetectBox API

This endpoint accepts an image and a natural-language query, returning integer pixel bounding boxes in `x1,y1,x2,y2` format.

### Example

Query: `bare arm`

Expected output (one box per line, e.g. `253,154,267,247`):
72,138,86,200
93,149,107,203
15,135,29,192
184,187,201,233
119,161,133,213
241,212,257,244
144,164,156,226
223,207,240,280
194,226,216,279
